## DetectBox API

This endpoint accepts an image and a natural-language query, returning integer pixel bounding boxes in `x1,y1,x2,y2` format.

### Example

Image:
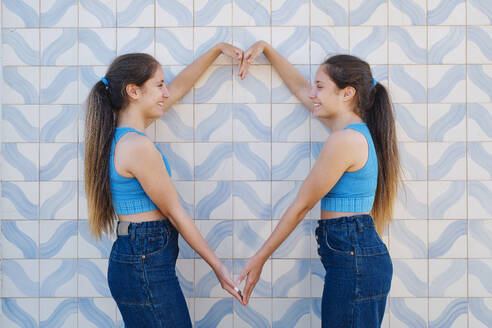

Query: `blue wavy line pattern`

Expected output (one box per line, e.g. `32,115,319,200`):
428,0,465,25
469,221,492,254
80,0,115,27
235,69,271,103
429,104,466,141
233,182,270,218
195,299,232,328
390,0,426,25
178,235,194,259
40,105,78,142
78,260,111,296
159,108,193,141
3,67,38,104
2,182,38,219
2,106,38,141
196,181,232,219
394,104,426,141
393,260,427,296
195,65,231,103
273,182,301,218
3,260,38,296
389,66,426,102
430,260,466,296
469,0,492,24
234,144,270,180
273,221,310,258
40,144,77,180
2,299,37,328
117,0,153,26
40,260,77,296
469,26,492,61
277,27,308,60
79,221,112,258
428,66,466,102
195,143,232,180
234,104,270,141
352,26,387,61
40,299,77,328
195,28,231,59
119,28,154,54
428,143,465,179
273,298,311,328
273,104,309,141
157,144,193,180
429,298,467,327
195,0,230,26
311,27,347,56
234,300,270,328
2,30,39,64
196,104,231,141
272,65,310,102
79,298,114,326
391,221,427,258
40,67,78,104
272,0,307,25
41,0,76,27
469,298,492,326
79,29,116,65
390,27,426,63
3,0,39,27
273,260,309,297
156,0,192,26
156,29,193,64
235,0,270,25
42,29,77,65
2,221,38,259
236,221,264,250
429,181,465,218
399,143,426,180
312,0,347,25
469,143,492,178
272,143,310,180
469,260,492,294
176,267,193,297
351,0,386,25
2,143,37,181
429,27,465,64
204,220,232,251
429,220,467,258
469,182,492,216
40,221,77,258
40,181,77,219
390,298,427,328
468,65,492,101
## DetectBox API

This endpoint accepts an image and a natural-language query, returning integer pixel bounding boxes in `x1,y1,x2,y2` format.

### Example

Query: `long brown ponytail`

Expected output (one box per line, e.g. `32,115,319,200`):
323,55,401,234
84,53,160,239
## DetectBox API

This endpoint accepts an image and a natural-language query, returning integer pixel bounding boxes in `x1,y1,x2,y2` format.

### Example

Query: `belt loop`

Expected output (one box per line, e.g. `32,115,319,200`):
354,217,363,232
130,224,136,241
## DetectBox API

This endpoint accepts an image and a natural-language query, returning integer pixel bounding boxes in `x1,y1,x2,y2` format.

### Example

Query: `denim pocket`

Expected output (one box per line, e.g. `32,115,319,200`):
143,230,169,256
322,230,354,256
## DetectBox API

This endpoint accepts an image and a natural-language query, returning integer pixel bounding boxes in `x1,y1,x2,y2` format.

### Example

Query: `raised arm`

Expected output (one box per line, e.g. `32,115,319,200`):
163,42,243,111
239,41,313,111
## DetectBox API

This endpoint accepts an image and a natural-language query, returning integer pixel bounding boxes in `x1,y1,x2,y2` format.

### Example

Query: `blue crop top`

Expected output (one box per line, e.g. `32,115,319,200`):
321,123,378,212
110,127,172,215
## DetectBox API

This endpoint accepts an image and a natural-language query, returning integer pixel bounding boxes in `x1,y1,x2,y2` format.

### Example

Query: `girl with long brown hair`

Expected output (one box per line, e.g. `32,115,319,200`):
84,44,243,327
237,42,401,327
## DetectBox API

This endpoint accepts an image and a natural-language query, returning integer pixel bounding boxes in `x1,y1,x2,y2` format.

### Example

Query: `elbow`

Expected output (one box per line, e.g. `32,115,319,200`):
290,200,312,223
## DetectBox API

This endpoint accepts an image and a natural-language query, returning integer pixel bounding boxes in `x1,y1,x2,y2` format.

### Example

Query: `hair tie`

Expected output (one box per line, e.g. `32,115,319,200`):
373,78,377,86
101,77,109,89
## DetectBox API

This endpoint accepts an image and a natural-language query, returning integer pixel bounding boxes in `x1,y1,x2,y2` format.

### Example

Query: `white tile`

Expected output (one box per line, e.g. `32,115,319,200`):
1,181,39,220
195,298,233,328
389,298,428,327
2,0,39,28
41,29,78,65
79,0,116,27
194,65,233,103
350,26,388,65
233,181,271,218
467,65,492,103
41,0,77,27
469,260,492,297
2,29,39,65
391,260,428,297
79,28,116,65
195,181,232,219
195,259,233,297
195,104,233,142
40,259,77,297
196,220,233,258
234,220,271,258
389,0,426,25
428,26,466,64
233,143,271,180
271,0,309,26
40,220,77,258
78,259,110,297
428,143,466,180
272,259,310,297
195,0,232,26
233,0,270,26
40,181,78,219
389,220,427,259
272,27,310,64
117,0,154,27
311,0,348,26
311,27,349,65
156,28,193,65
233,104,271,142
428,181,466,219
116,28,154,56
394,181,427,220
233,65,271,103
429,298,468,327
195,143,233,180
78,298,117,328
389,65,427,103
40,298,78,327
428,0,466,25
350,0,387,25
428,220,467,258
428,65,466,103
469,220,492,258
2,67,39,104
389,26,427,64
2,260,39,297
40,67,78,104
429,260,467,297
1,143,38,181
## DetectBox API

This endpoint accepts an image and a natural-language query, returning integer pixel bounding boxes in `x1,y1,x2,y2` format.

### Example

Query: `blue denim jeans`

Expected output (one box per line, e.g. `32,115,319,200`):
315,215,392,328
108,220,192,328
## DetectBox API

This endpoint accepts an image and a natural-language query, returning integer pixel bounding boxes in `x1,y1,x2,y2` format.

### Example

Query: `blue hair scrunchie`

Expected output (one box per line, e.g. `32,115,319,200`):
101,77,109,88
373,78,377,86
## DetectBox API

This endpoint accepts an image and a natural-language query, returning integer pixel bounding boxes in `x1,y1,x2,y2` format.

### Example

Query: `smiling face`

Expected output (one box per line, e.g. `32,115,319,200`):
139,66,170,118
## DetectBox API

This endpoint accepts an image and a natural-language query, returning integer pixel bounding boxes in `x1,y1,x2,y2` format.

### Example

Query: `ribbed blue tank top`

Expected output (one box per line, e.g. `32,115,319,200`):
321,123,378,212
110,127,171,215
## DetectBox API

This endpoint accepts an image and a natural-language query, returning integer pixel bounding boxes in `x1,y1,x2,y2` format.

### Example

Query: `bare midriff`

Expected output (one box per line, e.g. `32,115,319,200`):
117,209,167,223
320,210,370,220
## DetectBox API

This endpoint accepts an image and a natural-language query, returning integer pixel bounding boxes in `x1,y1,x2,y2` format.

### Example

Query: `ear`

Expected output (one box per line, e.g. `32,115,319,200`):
126,84,141,101
342,86,356,102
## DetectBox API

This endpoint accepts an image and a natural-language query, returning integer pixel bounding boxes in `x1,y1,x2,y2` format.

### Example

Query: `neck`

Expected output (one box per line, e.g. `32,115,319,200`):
116,105,152,132
323,112,363,132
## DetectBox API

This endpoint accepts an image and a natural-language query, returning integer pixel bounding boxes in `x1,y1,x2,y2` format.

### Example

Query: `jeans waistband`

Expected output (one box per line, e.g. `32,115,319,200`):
117,219,173,236
317,214,374,231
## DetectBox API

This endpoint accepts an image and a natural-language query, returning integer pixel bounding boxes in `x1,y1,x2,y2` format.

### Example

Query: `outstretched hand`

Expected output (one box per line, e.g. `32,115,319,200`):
214,261,244,304
238,41,267,80
236,255,265,305
218,43,244,72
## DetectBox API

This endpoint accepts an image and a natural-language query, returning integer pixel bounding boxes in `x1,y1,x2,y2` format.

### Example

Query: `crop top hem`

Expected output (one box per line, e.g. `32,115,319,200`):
113,198,158,215
321,196,374,212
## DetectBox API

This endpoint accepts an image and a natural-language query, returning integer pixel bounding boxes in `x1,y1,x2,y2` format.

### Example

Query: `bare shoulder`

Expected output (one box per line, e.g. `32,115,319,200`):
324,128,367,150
115,132,160,170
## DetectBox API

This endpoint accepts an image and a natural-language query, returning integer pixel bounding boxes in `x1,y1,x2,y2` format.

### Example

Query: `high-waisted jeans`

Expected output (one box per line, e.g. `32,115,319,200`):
107,220,192,328
315,214,392,328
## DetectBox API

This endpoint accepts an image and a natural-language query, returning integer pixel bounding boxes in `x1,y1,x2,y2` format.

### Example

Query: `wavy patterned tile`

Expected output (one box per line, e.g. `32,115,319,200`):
272,65,310,103
468,181,492,219
429,220,467,258
468,26,492,64
233,27,270,64
2,0,39,27
389,27,426,64
311,27,348,65
1,221,38,259
390,298,428,328
1,298,39,327
394,181,427,219
194,27,232,64
178,234,195,259
311,117,331,142
2,66,39,104
156,0,193,26
195,299,233,328
311,0,348,25
40,181,77,219
117,0,153,27
78,221,112,258
1,182,39,219
40,105,78,142
156,28,193,65
468,65,492,102
79,29,116,65
1,143,38,181
78,260,110,297
468,142,492,179
391,260,427,297
234,220,270,257
429,181,466,219
234,259,272,297
2,260,39,297
157,143,193,180
233,104,270,142
469,220,492,258
469,298,492,328
40,0,77,27
429,259,467,297
40,260,77,297
428,0,466,25
350,0,387,25
40,298,78,328
233,181,270,218
272,27,309,64
195,143,232,180
351,26,387,64
429,298,468,328
468,0,492,25
399,142,426,180
273,298,310,327
40,143,77,180
195,65,233,103
234,143,270,180
234,0,270,26
272,181,302,219
468,104,492,142
389,220,427,258
233,65,272,103
272,0,309,25
2,29,39,65
173,181,194,218
272,220,310,258
176,259,194,297
40,221,77,258
156,105,194,142
78,66,107,103
389,0,426,25
394,104,427,142
469,260,492,297
40,67,78,104
78,298,116,328
195,260,233,297
428,27,466,64
40,29,77,65
272,259,310,297
195,181,232,219
195,0,232,26
272,143,310,180
311,260,325,298
389,65,426,103
196,220,233,258
428,104,466,142
79,0,115,27
234,298,271,328
428,143,466,180
195,104,232,142
116,28,154,56
1,105,38,142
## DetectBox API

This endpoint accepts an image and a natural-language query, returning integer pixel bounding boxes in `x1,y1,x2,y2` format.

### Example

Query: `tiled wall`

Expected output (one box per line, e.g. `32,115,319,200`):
1,0,492,327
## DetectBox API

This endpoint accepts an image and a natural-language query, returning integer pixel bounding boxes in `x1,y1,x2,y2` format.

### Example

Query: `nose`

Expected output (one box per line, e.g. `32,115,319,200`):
162,85,169,98
308,87,316,99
